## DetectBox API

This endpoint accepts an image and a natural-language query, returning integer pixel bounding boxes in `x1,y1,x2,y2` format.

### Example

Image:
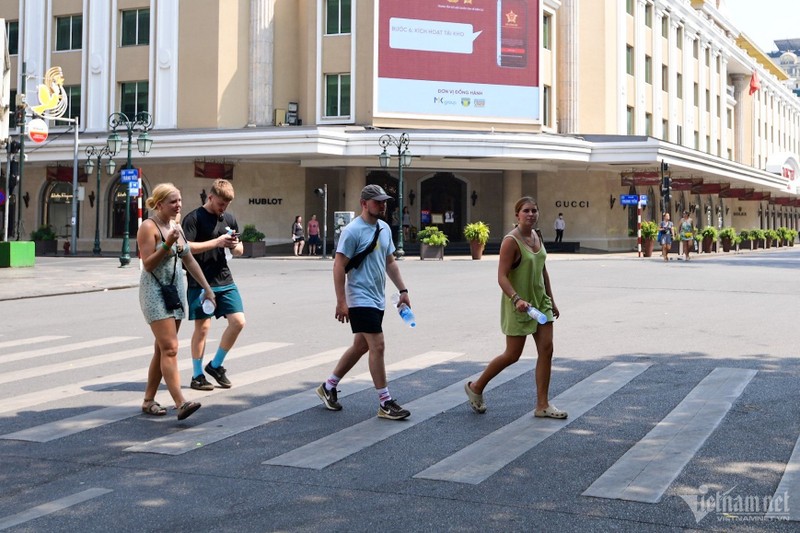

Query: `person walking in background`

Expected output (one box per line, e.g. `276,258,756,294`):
182,179,246,391
402,206,411,242
659,212,675,262
292,215,305,256
554,213,565,243
307,214,321,256
464,196,567,419
137,183,214,420
316,185,413,421
678,210,695,261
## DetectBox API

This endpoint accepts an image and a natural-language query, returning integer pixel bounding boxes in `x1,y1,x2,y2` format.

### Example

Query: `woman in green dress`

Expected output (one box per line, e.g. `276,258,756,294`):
464,197,567,419
678,211,696,261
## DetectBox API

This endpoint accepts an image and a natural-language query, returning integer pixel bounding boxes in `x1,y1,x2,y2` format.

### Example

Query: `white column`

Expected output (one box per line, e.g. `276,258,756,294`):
698,40,708,152
719,55,729,158
247,0,275,127
21,0,46,81
652,7,664,138
731,73,748,163
85,0,113,131
682,28,694,148
617,2,627,134
556,0,578,133
153,0,179,129
709,48,719,155
668,19,679,143
634,0,646,134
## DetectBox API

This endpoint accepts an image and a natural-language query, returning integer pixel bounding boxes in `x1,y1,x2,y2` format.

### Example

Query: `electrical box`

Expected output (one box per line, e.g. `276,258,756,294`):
274,108,287,126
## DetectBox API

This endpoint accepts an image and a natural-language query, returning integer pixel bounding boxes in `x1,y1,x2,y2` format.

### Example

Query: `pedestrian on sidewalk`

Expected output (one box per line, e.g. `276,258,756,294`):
307,214,321,255
138,183,214,420
554,213,566,243
678,211,695,261
316,184,413,420
659,212,675,262
182,179,246,391
292,215,305,256
464,196,567,419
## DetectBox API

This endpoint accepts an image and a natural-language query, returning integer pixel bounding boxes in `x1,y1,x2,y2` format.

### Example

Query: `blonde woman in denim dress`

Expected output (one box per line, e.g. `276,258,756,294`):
464,197,567,419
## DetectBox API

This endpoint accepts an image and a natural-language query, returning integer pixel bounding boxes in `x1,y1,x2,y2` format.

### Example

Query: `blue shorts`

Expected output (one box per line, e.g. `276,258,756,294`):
188,285,244,320
348,307,384,334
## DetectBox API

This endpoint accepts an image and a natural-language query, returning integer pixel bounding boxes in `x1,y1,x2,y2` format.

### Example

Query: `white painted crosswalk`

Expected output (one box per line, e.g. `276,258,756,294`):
5,333,800,523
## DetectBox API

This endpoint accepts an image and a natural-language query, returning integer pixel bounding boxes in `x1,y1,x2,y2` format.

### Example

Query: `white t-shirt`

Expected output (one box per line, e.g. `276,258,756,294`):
336,216,396,309
554,217,566,230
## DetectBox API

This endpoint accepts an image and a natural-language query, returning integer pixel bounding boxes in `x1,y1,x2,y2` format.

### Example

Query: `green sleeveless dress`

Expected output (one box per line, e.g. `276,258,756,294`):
500,235,554,336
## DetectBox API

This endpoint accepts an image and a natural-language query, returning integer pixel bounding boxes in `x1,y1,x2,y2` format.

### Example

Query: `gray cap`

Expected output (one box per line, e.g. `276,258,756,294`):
361,184,392,201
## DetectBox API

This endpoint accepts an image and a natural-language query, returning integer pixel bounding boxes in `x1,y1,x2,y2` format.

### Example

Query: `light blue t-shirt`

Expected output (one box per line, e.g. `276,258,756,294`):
336,216,396,310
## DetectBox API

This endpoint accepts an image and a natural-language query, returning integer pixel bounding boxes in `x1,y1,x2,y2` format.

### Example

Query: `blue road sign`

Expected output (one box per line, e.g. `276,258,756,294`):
120,168,139,184
0,190,5,205
620,195,639,205
639,194,648,205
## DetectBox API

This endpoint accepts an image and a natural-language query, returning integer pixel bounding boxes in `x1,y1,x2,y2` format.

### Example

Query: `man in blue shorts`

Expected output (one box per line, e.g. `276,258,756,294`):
316,184,413,420
182,179,246,390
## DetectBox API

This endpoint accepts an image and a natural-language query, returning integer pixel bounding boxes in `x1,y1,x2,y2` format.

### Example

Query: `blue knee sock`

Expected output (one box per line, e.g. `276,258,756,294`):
192,358,203,378
211,347,229,368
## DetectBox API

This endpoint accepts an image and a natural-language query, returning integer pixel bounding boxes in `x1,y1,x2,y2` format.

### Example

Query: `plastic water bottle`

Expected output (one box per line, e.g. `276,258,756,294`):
199,294,215,314
224,226,234,261
526,305,547,325
390,292,416,328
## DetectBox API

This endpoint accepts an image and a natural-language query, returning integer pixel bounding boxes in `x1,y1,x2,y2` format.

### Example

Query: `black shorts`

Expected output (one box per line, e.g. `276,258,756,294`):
349,307,384,334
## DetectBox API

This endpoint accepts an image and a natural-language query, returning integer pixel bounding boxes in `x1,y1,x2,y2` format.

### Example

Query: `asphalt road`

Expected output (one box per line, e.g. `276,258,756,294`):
1,248,799,532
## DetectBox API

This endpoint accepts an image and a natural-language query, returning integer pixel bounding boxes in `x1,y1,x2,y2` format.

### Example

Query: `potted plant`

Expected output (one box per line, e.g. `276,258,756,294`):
30,224,58,256
417,225,448,260
239,224,266,258
739,230,751,251
640,220,658,257
749,228,765,249
700,226,718,253
764,229,779,249
777,227,791,247
718,227,737,253
789,229,798,247
463,221,490,260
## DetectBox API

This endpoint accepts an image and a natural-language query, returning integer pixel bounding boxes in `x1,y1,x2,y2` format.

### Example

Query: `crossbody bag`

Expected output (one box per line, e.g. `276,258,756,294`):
344,226,381,273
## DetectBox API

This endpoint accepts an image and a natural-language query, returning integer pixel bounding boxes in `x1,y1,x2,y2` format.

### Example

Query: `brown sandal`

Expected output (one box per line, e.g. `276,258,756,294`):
142,400,167,416
176,401,201,420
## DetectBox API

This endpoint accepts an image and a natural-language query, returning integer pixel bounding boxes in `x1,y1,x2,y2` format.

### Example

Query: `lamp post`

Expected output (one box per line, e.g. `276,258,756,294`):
108,111,154,267
84,145,117,256
378,133,411,258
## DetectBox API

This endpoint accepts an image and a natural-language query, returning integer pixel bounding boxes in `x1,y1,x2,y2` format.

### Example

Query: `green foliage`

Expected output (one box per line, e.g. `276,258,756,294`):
699,226,718,240
463,221,490,245
718,227,737,241
777,227,791,241
30,225,57,241
739,230,751,242
789,229,798,243
764,229,779,242
239,224,265,243
640,220,659,239
417,225,449,247
749,228,765,241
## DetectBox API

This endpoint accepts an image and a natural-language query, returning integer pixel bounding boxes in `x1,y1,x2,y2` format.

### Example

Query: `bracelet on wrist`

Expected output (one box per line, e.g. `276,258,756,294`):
399,289,408,294
161,242,171,251
510,293,521,305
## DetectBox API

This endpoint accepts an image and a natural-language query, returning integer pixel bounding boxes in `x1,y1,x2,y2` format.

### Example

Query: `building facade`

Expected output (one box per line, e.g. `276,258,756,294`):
1,0,799,253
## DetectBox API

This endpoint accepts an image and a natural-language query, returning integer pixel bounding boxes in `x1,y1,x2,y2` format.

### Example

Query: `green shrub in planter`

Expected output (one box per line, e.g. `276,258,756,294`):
640,220,659,240
30,225,57,241
699,226,718,240
240,224,265,242
417,226,449,247
749,228,765,241
463,221,490,245
718,227,737,241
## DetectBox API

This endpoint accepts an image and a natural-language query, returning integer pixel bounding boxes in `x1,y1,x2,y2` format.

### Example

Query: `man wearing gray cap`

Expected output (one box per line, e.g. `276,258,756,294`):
316,184,413,420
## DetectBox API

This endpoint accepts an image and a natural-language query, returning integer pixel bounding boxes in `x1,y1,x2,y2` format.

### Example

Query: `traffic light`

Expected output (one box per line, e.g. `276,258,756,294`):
660,161,671,204
7,160,19,193
313,187,324,197
7,140,20,155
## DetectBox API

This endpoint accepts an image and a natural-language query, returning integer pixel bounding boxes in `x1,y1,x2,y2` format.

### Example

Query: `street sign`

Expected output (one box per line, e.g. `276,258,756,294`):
620,195,639,205
0,190,5,206
639,194,648,205
28,118,49,143
128,182,140,195
121,168,139,184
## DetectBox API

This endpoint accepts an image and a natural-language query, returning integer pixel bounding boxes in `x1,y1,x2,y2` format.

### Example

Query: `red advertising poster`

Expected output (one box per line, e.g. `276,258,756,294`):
376,0,540,122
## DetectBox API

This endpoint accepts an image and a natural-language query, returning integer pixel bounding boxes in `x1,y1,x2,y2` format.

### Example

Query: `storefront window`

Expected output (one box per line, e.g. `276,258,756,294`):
110,180,140,238
44,181,76,238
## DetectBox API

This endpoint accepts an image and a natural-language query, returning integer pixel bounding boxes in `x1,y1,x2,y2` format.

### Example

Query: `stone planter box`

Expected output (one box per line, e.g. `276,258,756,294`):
34,240,58,256
242,241,266,258
420,243,444,260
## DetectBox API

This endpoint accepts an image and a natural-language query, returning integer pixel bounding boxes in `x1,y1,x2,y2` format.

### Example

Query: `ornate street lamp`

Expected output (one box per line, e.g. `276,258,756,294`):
108,111,153,267
378,133,411,257
84,145,117,256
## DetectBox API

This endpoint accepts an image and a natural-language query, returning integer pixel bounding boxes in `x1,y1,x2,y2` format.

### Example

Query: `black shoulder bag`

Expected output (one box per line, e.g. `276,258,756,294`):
345,226,381,273
152,230,183,310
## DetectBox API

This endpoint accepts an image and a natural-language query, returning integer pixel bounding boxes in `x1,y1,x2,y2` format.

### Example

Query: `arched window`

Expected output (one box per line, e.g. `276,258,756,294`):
43,181,76,238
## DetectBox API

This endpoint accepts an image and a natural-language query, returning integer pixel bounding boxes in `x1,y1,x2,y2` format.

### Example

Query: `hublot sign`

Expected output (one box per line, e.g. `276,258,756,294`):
555,200,590,208
249,197,283,205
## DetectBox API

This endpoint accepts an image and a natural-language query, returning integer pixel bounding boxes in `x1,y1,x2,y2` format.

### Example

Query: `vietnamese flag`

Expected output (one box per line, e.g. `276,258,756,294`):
749,70,761,95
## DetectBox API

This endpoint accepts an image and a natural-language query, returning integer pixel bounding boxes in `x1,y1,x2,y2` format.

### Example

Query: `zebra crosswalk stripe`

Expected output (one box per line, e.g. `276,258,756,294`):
264,358,538,469
0,488,112,531
125,351,463,456
0,337,139,364
0,336,69,350
0,341,291,442
766,431,800,520
414,362,652,485
582,367,757,503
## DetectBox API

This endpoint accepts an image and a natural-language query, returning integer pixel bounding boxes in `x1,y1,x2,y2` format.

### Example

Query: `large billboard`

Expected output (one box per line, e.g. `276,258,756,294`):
376,0,540,123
